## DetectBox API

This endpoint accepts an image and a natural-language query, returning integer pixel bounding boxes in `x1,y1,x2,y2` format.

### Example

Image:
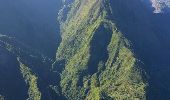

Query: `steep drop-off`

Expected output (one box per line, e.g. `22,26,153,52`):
1,0,170,99
0,34,64,100
0,0,62,57
0,0,63,99
53,0,147,99
108,0,170,99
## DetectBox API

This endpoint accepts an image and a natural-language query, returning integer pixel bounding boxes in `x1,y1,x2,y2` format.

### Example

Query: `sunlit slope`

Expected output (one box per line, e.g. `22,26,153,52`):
53,0,147,99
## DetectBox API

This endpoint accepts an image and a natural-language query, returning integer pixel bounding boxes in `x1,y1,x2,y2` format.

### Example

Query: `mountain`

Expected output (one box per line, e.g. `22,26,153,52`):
0,0,170,100
0,0,63,99
0,34,60,100
53,0,170,99
53,0,146,99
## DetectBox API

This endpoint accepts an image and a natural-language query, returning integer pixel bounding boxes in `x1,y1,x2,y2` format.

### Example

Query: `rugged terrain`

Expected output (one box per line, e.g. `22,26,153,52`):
0,0,170,100
53,0,147,99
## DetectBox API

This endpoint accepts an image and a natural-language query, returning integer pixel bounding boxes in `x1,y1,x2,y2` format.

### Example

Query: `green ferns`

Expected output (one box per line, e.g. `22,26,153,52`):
53,0,147,99
17,58,41,100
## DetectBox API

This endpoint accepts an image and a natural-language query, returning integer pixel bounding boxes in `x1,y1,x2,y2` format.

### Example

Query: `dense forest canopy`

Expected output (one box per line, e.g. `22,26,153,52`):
0,0,170,100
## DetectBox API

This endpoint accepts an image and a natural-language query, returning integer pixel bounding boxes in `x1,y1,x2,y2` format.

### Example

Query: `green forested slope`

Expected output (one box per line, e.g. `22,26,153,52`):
17,57,41,100
0,0,147,99
53,0,147,99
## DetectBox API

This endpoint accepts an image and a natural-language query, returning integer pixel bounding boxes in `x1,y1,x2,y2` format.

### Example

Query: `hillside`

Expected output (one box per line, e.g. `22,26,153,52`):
53,0,147,99
0,0,170,100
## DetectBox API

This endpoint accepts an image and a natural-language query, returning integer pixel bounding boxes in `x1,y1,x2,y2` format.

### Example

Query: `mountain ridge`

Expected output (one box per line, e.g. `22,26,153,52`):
1,0,170,99
53,0,147,99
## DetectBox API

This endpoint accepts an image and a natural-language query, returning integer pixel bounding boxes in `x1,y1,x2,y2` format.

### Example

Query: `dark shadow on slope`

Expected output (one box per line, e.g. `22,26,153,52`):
37,67,66,100
0,48,28,100
87,23,112,75
52,60,66,73
37,60,67,100
0,34,65,100
0,0,62,58
109,0,170,99
0,0,65,99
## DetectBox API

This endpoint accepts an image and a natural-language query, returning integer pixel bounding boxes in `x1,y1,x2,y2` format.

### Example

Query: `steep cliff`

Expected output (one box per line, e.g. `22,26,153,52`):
2,0,170,99
53,0,147,99
0,34,62,100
